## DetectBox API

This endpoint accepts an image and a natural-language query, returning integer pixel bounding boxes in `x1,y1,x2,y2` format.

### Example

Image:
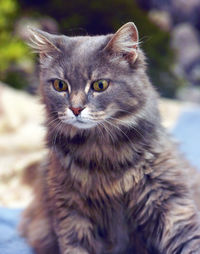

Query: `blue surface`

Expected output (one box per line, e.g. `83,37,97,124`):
0,107,200,253
172,108,200,170
0,207,33,254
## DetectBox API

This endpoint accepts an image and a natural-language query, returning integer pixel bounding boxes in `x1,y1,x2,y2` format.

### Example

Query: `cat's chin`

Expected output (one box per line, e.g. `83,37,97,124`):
70,120,97,129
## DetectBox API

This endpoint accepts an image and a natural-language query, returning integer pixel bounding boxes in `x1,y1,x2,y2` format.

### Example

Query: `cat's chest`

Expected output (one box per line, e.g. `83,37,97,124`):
92,202,130,254
90,200,147,254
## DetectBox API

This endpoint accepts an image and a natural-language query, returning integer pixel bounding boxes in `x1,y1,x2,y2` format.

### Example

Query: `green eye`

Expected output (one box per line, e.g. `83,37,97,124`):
92,79,109,92
53,79,68,92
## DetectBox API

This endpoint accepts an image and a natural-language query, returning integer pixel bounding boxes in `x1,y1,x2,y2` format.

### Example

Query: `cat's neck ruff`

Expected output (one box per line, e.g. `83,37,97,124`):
47,120,157,176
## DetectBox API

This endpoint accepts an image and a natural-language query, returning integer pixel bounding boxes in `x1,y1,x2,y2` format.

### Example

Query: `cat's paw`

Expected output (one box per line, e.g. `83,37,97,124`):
64,247,89,254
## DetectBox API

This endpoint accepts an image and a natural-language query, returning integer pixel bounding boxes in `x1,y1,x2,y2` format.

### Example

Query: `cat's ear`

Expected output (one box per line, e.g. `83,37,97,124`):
27,27,61,59
104,22,139,63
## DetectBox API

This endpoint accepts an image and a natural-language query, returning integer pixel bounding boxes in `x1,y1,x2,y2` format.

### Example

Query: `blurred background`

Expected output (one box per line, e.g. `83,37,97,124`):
0,0,200,208
1,0,200,97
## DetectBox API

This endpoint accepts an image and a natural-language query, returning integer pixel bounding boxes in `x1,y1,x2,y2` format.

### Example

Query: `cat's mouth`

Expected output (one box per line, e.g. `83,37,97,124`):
70,118,97,129
58,109,98,129
76,119,85,124
59,115,98,129
58,108,112,129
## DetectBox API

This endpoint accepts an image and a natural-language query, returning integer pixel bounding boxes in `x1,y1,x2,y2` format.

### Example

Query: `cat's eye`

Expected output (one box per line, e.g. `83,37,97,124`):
52,79,68,92
92,79,109,92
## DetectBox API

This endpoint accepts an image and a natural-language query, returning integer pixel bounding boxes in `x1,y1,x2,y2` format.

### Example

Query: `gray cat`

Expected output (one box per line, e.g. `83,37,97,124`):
20,22,200,254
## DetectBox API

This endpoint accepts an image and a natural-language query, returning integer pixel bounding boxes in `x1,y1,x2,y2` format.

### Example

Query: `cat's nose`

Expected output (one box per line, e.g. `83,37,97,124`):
69,107,85,116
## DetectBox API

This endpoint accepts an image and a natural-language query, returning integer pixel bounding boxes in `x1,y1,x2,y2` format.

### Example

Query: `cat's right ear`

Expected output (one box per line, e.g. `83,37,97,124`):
27,27,61,60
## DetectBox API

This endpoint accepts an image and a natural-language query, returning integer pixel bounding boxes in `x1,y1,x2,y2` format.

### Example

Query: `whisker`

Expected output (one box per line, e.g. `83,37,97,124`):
109,108,133,114
85,111,145,143
46,118,60,126
96,123,105,140
106,116,145,139
55,122,64,147
106,116,147,146
49,120,63,147
103,119,135,147
97,121,115,145
88,108,132,119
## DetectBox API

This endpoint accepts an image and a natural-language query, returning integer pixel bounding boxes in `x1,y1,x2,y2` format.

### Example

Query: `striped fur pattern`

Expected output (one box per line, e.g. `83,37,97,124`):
20,23,200,254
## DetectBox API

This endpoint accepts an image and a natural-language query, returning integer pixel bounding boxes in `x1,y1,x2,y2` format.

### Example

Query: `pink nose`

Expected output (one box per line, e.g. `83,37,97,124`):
69,107,84,116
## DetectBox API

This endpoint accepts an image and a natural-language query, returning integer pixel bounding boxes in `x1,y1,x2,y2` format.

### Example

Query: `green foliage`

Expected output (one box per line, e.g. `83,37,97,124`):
0,0,17,28
0,0,32,89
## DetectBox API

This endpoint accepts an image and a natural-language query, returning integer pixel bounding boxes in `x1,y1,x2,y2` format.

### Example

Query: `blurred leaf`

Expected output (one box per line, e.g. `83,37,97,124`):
0,0,33,89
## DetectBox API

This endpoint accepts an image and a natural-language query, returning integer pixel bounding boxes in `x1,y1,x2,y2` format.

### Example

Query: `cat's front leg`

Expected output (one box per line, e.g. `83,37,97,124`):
63,246,91,254
52,199,103,254
19,200,59,254
161,200,200,254
128,192,200,253
56,214,100,254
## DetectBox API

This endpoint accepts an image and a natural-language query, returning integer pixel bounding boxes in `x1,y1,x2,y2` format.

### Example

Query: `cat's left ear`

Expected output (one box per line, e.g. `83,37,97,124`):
104,22,139,63
27,27,61,60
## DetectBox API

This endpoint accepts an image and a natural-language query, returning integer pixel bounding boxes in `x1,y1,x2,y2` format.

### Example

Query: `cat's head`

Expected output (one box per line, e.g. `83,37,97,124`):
28,22,158,131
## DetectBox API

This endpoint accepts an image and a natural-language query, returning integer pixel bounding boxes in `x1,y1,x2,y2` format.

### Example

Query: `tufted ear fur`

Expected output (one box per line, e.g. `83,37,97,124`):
27,27,61,60
104,22,139,63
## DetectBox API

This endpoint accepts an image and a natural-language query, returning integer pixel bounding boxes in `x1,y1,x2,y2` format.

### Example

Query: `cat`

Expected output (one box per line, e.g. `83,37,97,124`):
19,22,200,254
